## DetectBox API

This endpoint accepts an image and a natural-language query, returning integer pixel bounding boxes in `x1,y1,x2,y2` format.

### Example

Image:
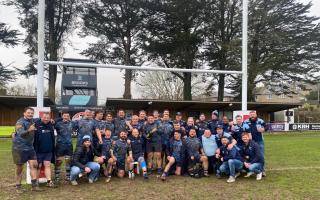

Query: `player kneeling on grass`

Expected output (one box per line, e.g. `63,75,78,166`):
70,135,104,185
216,136,244,183
185,127,209,177
109,131,133,180
161,131,185,181
240,132,264,180
128,128,148,179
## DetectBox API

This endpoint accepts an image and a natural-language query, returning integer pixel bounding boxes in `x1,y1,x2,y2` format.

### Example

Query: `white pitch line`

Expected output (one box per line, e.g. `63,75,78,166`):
267,166,320,171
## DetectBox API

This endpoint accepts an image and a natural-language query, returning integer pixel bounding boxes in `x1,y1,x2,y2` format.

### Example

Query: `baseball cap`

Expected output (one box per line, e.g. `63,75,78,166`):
82,135,91,143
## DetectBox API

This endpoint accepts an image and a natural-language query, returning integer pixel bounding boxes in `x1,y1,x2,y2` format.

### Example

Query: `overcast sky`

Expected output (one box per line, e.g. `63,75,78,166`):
0,0,319,103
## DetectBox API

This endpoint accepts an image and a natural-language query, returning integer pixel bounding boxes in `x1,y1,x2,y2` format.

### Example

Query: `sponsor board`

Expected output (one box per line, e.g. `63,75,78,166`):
289,123,320,131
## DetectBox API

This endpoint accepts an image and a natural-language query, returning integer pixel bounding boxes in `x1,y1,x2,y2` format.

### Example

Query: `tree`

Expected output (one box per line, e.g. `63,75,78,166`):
203,0,242,101
228,0,320,101
81,0,148,99
6,0,82,102
5,83,37,96
136,71,208,100
0,22,20,47
0,22,20,87
0,63,16,88
142,0,208,100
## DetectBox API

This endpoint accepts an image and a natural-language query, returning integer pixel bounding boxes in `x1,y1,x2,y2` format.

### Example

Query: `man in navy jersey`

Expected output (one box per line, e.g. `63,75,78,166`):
113,109,127,138
12,107,41,192
143,114,163,175
74,109,100,146
128,128,148,179
54,112,76,182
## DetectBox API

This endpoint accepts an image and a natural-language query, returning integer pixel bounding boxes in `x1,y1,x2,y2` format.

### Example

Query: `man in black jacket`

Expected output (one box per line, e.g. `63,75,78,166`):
70,135,104,185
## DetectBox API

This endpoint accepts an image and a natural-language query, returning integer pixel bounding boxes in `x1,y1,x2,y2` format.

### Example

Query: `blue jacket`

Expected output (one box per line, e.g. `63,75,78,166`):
244,118,266,142
215,132,233,148
101,137,113,158
222,123,231,133
220,145,243,162
232,123,250,147
185,136,202,157
240,140,264,164
185,125,199,138
74,118,96,145
104,121,115,137
128,135,144,159
196,121,208,138
113,117,127,136
166,138,185,159
138,119,146,128
207,119,221,135
177,120,187,129
161,121,174,145
54,120,75,145
127,123,143,136
113,139,132,159
12,117,37,151
143,122,162,144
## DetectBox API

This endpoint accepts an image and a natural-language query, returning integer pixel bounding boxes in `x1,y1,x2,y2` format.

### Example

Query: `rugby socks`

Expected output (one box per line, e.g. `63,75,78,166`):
65,156,71,180
31,179,38,187
55,166,61,181
157,168,162,174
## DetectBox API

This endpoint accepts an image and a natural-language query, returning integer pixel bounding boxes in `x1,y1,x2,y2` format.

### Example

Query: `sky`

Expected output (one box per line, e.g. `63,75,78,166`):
0,0,319,103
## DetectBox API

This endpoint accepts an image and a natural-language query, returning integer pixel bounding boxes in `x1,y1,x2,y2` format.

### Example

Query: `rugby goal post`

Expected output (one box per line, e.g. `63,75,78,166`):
35,0,249,111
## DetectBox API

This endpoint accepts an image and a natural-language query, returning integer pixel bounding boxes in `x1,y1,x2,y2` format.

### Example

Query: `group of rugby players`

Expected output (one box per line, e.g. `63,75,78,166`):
12,107,266,193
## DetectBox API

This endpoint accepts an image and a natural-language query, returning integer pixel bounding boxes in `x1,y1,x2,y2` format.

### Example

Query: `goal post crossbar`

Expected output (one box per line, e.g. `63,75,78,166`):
43,61,243,75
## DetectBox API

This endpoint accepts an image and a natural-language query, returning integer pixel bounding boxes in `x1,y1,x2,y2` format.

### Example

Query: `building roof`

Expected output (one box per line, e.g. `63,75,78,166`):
0,96,54,108
105,98,301,113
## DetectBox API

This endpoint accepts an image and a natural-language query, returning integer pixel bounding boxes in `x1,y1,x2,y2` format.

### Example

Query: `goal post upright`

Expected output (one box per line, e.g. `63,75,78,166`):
37,0,45,108
241,0,249,111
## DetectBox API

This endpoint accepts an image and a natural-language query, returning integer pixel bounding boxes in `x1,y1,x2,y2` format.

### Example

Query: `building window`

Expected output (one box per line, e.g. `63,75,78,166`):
267,93,272,100
280,94,286,99
64,67,96,75
63,88,96,96
74,68,89,75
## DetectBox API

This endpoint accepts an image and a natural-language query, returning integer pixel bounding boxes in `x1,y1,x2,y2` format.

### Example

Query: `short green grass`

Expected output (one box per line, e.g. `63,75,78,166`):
0,132,320,200
0,126,15,136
